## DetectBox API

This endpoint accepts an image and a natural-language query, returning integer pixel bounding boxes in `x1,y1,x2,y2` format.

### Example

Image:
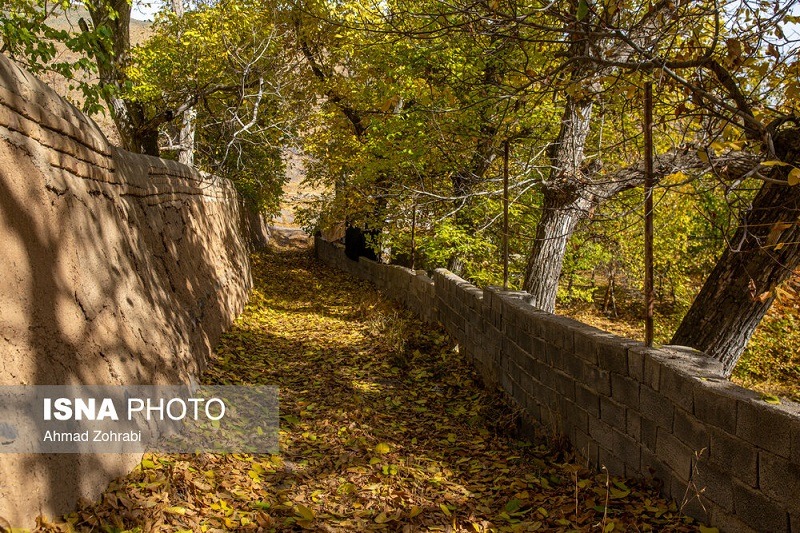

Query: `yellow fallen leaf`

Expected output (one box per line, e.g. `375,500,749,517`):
375,442,391,454
789,167,800,186
295,504,315,521
610,487,630,499
439,503,451,517
409,505,423,518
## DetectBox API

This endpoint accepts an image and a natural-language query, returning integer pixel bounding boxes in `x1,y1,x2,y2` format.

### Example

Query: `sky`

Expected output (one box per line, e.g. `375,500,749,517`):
131,0,164,21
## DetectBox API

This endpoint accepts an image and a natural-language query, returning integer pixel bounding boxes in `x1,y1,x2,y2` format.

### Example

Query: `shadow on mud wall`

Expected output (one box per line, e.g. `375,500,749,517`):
0,171,128,524
0,147,250,526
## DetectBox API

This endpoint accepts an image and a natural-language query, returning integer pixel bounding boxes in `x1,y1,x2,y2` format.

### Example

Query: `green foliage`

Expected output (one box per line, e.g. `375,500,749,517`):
418,218,500,286
0,0,114,114
128,0,296,214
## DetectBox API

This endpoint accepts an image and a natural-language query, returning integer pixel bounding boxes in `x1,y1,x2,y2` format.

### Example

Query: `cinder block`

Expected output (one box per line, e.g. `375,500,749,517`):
575,384,600,418
793,419,800,465
737,399,792,458
553,369,576,401
643,353,662,391
549,340,566,372
561,351,584,380
732,479,790,533
656,427,694,480
539,365,556,390
628,345,661,383
523,310,545,339
611,373,640,409
627,345,646,382
658,363,695,413
678,486,710,525
611,429,641,476
581,362,611,396
596,336,628,374
514,329,534,354
557,395,575,432
500,371,515,397
640,447,679,498
538,384,558,410
526,400,542,423
693,461,734,512
572,323,602,364
554,316,576,353
759,450,800,511
516,351,541,380
673,407,710,453
545,342,562,368
514,377,538,414
661,345,726,378
709,426,758,488
541,315,569,350
565,401,589,434
640,385,675,431
539,405,560,433
589,417,615,450
693,379,738,433
503,336,525,368
513,363,536,393
598,446,625,477
530,337,547,362
707,509,757,533
626,410,642,441
600,396,626,430
573,428,599,467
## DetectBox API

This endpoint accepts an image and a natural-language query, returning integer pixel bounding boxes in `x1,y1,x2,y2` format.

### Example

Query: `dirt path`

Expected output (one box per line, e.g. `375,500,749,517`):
41,249,701,532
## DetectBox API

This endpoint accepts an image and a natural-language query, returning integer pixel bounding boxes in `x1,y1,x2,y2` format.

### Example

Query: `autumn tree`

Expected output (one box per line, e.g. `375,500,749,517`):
544,0,800,374
128,0,299,212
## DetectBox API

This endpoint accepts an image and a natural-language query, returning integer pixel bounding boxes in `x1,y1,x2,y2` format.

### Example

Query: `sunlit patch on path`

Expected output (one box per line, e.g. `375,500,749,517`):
41,250,702,532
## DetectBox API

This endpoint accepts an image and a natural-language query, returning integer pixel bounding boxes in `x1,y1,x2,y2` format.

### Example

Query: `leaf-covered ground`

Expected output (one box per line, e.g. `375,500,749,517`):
39,249,705,532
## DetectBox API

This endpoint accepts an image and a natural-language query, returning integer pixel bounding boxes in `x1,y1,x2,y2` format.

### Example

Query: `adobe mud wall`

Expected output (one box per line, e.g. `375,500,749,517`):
316,236,800,533
0,54,253,526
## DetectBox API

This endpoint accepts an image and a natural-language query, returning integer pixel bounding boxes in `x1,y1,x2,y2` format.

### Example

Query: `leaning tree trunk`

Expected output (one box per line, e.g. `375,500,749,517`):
671,171,800,377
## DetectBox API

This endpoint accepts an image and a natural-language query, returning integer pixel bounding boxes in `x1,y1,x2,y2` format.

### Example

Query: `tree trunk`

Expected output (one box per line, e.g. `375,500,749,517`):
86,0,160,156
671,152,800,376
177,107,196,166
171,0,196,166
171,0,184,17
522,94,593,311
523,188,593,312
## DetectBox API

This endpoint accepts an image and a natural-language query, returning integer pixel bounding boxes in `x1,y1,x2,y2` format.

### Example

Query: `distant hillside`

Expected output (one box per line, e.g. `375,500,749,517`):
46,6,152,38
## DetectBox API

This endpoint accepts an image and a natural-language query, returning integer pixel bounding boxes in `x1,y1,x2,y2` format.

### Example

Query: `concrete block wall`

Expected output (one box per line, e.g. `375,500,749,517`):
0,54,253,526
315,236,800,532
